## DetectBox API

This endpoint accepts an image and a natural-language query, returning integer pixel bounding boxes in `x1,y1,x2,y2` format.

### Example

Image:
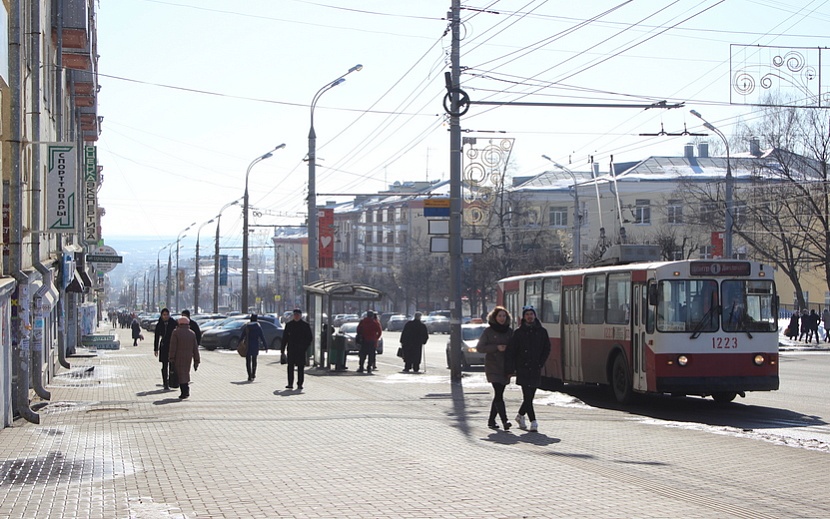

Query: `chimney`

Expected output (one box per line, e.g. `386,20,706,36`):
697,142,709,158
749,137,761,157
684,143,695,158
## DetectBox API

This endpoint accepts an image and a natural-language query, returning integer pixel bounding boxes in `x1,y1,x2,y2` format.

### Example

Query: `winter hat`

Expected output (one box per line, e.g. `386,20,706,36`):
177,317,189,325
522,305,537,318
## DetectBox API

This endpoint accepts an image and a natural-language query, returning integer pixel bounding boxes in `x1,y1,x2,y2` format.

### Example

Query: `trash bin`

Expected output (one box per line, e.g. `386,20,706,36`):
330,335,346,370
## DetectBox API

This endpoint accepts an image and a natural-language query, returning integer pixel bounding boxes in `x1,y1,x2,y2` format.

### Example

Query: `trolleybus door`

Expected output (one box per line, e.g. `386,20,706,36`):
632,284,648,391
563,286,581,381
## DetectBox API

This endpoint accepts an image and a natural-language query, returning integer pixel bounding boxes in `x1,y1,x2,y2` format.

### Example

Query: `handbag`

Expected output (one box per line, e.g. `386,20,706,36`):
237,329,249,357
168,365,180,389
280,352,288,365
396,346,404,358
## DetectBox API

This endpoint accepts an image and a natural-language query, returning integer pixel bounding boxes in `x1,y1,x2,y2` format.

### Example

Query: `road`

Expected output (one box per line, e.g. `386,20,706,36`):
374,330,830,453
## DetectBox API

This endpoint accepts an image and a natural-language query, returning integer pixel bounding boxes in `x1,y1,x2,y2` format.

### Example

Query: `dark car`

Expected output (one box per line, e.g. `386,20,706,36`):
385,314,410,332
379,312,396,330
336,322,384,355
200,319,283,351
140,312,160,331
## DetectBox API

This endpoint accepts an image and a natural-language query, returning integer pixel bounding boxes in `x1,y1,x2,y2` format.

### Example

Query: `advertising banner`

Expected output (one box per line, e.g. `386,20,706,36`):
219,255,228,286
83,146,99,244
46,144,77,232
318,208,334,268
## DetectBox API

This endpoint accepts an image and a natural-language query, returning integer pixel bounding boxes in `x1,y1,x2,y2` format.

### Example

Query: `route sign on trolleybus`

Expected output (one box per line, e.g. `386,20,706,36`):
87,245,123,274
498,258,778,405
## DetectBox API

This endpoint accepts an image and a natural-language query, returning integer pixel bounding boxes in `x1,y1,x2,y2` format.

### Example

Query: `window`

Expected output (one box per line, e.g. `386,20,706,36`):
667,199,683,224
541,278,561,323
365,250,373,262
633,199,651,225
698,245,714,260
583,274,606,324
386,231,394,244
376,230,382,243
388,208,396,223
700,202,718,225
606,273,631,324
732,201,746,226
721,280,777,332
386,250,394,262
549,207,568,227
365,211,373,223
657,279,718,333
398,230,408,245
525,279,542,314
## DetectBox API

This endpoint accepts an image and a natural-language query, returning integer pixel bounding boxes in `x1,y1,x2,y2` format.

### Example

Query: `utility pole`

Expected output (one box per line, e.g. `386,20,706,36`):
448,0,463,383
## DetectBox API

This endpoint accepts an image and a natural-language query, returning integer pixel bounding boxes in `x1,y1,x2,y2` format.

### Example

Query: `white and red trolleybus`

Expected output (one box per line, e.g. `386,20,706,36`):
498,258,779,403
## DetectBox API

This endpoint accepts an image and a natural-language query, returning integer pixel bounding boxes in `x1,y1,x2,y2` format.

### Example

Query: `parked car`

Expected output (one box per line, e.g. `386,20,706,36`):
425,315,451,334
336,314,360,327
332,314,347,327
335,322,384,354
200,319,283,351
140,312,160,331
445,323,488,369
385,314,410,332
379,312,396,330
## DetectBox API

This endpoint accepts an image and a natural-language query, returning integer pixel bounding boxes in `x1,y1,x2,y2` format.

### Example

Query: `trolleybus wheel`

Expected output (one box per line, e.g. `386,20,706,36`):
711,391,737,403
611,354,633,404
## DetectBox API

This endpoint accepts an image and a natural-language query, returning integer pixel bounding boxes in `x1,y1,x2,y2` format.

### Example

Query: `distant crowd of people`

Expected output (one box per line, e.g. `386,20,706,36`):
785,307,830,344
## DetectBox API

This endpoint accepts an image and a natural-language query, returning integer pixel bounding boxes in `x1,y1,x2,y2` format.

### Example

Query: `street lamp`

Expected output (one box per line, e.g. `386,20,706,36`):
214,198,241,312
242,144,286,313
542,155,581,266
690,109,733,259
156,241,174,310
308,64,363,284
175,222,196,312
193,217,215,313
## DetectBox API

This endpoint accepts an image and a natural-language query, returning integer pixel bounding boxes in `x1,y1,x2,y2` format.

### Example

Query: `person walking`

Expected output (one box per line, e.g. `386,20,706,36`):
281,309,312,390
153,308,177,390
799,308,810,342
243,314,267,382
130,313,142,347
400,312,429,373
476,306,514,430
169,316,200,399
808,309,821,344
510,305,550,433
180,309,202,346
356,310,382,373
823,308,830,343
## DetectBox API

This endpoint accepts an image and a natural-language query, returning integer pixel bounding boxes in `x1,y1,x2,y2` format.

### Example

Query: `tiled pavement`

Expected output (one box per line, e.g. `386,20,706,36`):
0,326,828,518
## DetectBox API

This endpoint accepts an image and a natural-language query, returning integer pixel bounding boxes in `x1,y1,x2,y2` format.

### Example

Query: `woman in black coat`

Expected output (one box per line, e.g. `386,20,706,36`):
509,305,550,432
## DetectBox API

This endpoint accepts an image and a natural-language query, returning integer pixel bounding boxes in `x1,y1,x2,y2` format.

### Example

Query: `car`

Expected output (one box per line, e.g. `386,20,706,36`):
429,310,452,319
335,322,384,354
336,314,360,327
332,314,347,327
425,315,451,334
379,312,396,330
385,314,410,332
141,312,160,331
445,323,488,369
200,319,283,351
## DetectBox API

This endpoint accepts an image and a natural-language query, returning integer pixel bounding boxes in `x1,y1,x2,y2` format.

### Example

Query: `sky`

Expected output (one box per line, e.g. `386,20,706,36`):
95,0,830,259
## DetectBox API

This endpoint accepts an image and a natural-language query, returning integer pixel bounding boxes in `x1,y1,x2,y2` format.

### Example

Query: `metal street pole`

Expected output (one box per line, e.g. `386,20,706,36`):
157,241,174,310
193,218,215,313
543,155,581,266
307,63,362,285
175,222,196,312
449,0,463,383
213,199,240,312
690,110,733,258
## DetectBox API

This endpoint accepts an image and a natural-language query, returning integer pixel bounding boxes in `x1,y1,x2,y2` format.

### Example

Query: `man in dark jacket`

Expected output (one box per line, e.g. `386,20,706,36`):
281,308,312,390
154,308,177,390
180,309,202,345
509,305,550,432
400,312,428,373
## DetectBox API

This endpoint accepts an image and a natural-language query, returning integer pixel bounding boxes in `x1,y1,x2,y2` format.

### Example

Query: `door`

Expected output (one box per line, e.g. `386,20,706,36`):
632,284,648,391
563,286,582,382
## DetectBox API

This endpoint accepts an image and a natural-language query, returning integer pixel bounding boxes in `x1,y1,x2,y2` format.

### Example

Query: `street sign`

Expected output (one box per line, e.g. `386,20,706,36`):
87,245,122,274
424,198,450,218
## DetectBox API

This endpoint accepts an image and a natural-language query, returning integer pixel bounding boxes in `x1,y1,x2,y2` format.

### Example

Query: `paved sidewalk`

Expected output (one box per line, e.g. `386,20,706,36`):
0,326,828,518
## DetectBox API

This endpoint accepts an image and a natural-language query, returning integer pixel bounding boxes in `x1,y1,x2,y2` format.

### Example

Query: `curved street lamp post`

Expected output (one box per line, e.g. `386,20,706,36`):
242,145,286,313
192,217,215,313
307,64,362,284
542,155,581,267
690,109,733,259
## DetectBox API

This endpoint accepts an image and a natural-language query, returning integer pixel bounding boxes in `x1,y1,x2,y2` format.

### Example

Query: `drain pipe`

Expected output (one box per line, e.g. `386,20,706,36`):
30,0,53,401
54,0,70,370
9,0,39,424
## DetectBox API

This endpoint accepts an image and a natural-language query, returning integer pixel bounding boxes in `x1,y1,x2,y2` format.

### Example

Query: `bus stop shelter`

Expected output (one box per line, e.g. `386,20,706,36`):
303,280,384,370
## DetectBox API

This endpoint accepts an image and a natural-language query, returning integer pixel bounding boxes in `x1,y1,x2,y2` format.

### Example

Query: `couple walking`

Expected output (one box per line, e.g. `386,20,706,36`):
476,305,550,432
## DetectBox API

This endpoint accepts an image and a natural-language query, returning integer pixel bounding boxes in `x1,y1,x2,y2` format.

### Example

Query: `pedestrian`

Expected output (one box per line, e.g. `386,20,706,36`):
808,309,820,344
799,308,810,341
243,314,267,382
476,306,514,430
356,310,382,373
153,308,177,390
130,313,142,347
823,308,830,343
169,316,200,399
400,312,429,373
281,308,312,390
786,311,800,339
509,305,550,433
180,309,202,346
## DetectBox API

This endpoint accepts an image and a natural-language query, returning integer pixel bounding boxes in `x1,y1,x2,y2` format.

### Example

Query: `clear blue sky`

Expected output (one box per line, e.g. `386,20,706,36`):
96,0,830,255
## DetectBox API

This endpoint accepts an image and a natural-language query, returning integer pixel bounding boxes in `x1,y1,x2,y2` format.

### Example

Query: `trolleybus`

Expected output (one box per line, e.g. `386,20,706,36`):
498,257,779,403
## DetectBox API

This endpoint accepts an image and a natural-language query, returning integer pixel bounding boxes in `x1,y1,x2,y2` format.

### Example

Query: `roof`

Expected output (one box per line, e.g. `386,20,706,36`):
303,280,383,301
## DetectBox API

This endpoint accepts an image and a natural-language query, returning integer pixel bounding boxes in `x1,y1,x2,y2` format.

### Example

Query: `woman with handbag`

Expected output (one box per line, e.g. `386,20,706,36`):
243,314,267,382
476,306,514,430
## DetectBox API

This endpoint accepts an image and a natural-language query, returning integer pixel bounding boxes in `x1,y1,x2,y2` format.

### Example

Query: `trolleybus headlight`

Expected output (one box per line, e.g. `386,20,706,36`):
677,355,689,366
753,354,765,366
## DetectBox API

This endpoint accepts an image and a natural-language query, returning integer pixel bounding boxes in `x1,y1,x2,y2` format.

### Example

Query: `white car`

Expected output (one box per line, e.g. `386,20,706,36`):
445,323,488,369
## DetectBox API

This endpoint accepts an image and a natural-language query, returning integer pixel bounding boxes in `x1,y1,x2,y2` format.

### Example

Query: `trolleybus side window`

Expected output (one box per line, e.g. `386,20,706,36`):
646,281,656,333
657,279,718,333
721,280,777,332
606,273,631,324
542,278,561,323
526,279,542,317
583,274,606,324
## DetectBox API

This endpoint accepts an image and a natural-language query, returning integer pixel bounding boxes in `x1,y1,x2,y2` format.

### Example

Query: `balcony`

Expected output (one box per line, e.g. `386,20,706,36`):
70,70,97,107
55,0,94,71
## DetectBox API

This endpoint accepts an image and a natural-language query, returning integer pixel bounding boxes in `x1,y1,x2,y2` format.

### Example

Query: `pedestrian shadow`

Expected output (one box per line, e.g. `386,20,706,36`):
483,431,561,446
136,388,172,397
230,380,254,385
273,389,301,397
152,397,183,405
